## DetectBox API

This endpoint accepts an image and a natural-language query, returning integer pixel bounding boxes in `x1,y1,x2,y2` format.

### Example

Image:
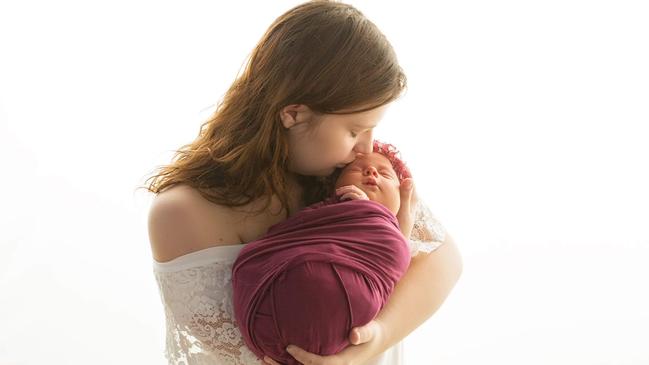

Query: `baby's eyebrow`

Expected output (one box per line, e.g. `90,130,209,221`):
373,161,395,173
379,165,396,174
351,156,395,174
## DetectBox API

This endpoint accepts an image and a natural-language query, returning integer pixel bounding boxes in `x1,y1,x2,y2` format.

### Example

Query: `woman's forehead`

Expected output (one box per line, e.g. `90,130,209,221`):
330,104,388,125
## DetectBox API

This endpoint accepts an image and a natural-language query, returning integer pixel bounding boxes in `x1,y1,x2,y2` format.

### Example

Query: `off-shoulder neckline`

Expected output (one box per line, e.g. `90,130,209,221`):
152,243,247,272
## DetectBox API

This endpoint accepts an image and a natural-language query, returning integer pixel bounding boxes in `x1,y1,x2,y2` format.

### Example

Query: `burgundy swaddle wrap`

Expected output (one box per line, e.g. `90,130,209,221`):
232,198,411,364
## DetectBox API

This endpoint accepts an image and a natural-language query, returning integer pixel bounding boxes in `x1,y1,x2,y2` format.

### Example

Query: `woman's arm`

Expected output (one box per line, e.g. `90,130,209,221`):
272,181,464,365
351,180,463,357
370,233,463,353
278,233,463,365
336,181,462,351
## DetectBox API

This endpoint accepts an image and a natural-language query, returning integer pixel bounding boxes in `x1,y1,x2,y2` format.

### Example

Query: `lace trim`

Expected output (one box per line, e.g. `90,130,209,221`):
154,260,261,365
408,198,447,257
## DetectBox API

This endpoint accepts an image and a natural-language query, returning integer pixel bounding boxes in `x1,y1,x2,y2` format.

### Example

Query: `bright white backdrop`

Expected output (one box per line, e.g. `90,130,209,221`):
1,1,648,364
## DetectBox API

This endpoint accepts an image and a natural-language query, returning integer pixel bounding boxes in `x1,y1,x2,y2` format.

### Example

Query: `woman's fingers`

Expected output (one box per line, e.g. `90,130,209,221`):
286,344,326,364
284,321,385,365
395,178,416,237
283,321,383,365
348,319,382,345
263,356,281,365
350,328,363,345
398,178,414,211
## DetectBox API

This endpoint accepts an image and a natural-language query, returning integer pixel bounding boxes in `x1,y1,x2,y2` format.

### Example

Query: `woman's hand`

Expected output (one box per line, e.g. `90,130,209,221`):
395,178,417,238
335,185,369,201
262,319,385,365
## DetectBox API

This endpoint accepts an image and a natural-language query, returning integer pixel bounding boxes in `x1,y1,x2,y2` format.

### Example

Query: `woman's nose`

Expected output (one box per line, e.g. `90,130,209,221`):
353,134,374,154
354,143,371,154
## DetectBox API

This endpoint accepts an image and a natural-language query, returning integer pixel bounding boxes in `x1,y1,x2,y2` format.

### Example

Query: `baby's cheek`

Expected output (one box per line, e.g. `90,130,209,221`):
334,172,354,189
393,184,402,199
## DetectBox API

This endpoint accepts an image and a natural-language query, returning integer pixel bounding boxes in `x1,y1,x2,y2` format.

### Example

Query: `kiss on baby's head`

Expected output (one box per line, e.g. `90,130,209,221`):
334,140,412,214
233,142,412,364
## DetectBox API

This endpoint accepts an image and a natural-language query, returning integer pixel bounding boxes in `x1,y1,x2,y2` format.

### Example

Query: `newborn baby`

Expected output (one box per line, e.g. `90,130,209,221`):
232,141,413,365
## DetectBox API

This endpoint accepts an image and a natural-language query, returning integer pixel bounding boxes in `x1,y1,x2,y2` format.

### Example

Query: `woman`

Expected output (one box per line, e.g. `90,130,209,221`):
144,1,463,364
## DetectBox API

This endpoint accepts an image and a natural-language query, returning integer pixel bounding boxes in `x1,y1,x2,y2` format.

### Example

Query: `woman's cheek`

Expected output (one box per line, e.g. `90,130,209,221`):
335,128,354,150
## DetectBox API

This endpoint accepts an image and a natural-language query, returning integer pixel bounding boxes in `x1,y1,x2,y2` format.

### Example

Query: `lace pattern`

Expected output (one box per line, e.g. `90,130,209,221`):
408,198,447,257
152,199,447,364
154,259,261,365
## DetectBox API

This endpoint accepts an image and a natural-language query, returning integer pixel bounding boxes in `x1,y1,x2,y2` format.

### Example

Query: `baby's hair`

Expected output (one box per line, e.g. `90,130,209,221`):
373,140,412,183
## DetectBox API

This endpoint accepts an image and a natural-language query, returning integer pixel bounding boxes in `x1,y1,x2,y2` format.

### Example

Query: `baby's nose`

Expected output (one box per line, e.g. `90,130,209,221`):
364,166,379,177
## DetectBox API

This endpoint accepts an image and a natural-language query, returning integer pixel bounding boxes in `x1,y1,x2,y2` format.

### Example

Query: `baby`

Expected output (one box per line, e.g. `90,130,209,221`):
232,141,413,365
333,143,408,217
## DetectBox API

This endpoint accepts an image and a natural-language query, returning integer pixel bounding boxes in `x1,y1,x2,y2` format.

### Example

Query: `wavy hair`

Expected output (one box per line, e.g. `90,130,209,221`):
138,0,407,217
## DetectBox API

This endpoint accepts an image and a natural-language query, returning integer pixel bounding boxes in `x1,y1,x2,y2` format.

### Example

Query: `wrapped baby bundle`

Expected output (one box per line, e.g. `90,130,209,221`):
232,198,411,364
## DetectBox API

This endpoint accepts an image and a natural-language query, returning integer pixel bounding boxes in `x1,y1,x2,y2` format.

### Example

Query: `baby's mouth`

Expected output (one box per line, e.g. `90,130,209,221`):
363,177,378,186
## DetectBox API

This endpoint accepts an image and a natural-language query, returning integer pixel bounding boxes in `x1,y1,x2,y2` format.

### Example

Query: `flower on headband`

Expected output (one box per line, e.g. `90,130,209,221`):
372,140,411,183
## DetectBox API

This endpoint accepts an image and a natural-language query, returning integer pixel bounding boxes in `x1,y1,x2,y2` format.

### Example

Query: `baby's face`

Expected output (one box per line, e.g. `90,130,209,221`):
335,152,401,214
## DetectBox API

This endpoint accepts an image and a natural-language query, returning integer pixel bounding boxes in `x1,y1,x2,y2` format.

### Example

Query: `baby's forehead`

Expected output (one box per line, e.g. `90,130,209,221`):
353,152,394,169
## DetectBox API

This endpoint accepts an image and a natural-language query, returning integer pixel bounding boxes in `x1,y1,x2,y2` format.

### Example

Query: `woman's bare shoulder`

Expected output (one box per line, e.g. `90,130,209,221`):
147,184,243,263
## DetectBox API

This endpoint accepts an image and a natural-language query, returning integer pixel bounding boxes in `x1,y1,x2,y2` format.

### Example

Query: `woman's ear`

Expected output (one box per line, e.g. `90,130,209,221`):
280,104,313,129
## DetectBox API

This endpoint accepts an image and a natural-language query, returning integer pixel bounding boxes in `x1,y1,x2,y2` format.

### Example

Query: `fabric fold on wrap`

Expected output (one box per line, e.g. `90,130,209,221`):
232,198,411,364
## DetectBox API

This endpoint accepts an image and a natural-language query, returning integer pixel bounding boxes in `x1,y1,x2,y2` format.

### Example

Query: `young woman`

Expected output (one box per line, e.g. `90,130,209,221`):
144,1,463,364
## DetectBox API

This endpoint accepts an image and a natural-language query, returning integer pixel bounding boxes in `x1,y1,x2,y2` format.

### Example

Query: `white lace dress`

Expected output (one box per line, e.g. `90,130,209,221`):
152,199,447,365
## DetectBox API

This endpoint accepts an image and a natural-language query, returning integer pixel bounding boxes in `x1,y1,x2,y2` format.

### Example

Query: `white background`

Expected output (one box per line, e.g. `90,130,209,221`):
1,1,648,364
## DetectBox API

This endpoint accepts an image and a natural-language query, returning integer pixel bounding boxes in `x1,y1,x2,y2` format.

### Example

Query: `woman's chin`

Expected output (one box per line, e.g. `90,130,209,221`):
314,167,336,177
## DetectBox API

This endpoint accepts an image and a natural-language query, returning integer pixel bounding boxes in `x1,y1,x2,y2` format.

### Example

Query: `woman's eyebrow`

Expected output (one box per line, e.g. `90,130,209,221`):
353,122,378,129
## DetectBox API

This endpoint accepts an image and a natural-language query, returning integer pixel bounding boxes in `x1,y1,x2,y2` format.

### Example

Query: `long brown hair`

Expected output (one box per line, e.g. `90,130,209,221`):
138,0,407,218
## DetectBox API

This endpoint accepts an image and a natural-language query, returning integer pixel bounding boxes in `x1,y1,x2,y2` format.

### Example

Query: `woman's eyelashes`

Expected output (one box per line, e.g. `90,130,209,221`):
350,127,372,138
